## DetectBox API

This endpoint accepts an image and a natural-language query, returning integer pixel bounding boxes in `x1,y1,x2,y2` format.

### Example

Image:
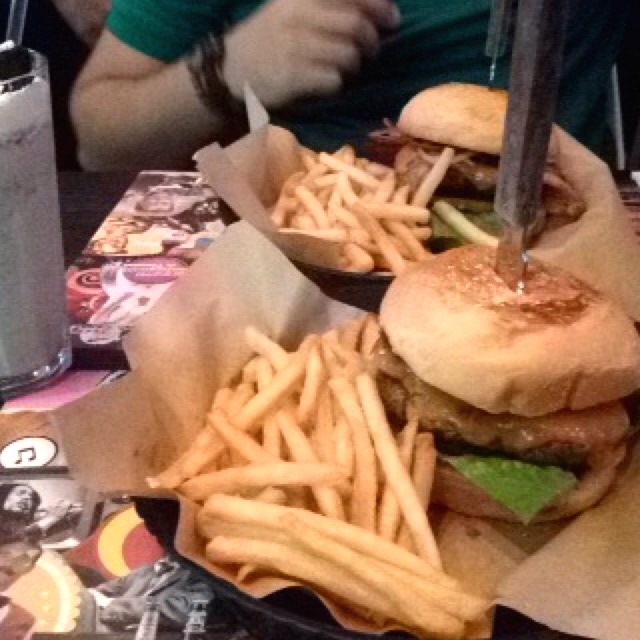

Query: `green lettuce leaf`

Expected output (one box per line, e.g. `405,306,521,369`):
442,455,577,524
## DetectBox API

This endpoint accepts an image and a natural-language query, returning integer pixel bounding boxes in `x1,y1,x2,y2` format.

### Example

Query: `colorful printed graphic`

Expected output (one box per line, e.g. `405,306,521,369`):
66,171,229,357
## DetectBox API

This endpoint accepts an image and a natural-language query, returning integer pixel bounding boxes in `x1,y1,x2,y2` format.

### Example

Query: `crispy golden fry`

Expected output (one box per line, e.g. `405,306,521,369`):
359,313,381,358
253,357,274,392
320,337,343,378
328,377,377,531
295,185,331,229
378,417,418,540
338,314,368,352
355,373,441,568
297,343,326,426
392,184,410,205
290,212,317,231
334,144,356,164
212,387,233,410
336,172,360,206
241,357,259,384
209,408,276,464
201,511,487,624
301,150,317,172
281,514,467,638
333,414,354,478
411,146,456,208
361,202,430,224
383,219,433,262
147,420,225,490
328,203,361,229
254,486,288,505
351,203,406,275
327,341,362,378
318,152,381,190
300,163,329,188
226,382,256,419
244,327,289,371
343,243,375,273
371,171,396,204
206,536,409,629
199,495,458,589
314,388,336,465
180,461,349,502
276,409,345,520
233,348,308,432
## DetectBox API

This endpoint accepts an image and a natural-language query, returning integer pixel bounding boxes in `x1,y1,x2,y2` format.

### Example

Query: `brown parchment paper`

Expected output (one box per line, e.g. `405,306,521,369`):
496,443,640,640
47,218,640,639
196,111,640,322
46,100,640,637
530,127,640,321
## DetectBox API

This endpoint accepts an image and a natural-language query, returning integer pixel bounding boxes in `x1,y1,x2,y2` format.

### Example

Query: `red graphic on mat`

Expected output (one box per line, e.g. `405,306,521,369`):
64,506,164,581
67,267,108,322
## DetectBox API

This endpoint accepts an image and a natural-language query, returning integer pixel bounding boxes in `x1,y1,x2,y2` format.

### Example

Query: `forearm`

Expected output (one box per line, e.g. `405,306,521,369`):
71,58,244,170
51,0,110,46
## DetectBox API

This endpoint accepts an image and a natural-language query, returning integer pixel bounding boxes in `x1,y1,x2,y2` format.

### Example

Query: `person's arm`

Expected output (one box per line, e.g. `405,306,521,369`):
51,0,111,46
70,31,222,170
70,0,399,170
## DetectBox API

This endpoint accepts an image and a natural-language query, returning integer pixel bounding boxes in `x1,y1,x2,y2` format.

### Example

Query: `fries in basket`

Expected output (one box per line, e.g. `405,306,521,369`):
149,317,490,639
270,146,442,275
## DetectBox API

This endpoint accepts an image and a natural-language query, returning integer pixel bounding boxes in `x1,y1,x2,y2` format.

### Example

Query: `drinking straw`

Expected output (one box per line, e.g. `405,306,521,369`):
6,0,30,46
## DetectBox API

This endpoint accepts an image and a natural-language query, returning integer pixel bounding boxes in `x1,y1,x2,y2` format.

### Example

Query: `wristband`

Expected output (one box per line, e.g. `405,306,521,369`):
186,33,244,118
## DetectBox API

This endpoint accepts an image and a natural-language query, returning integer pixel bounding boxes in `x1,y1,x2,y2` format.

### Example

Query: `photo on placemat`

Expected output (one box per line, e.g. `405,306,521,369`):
0,468,101,551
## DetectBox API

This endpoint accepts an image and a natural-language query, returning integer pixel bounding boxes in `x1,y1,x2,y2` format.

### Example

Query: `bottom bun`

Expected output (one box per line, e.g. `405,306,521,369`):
431,445,627,523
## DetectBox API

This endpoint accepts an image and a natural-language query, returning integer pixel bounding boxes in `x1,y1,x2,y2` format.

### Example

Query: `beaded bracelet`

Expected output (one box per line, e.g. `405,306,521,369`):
186,32,244,118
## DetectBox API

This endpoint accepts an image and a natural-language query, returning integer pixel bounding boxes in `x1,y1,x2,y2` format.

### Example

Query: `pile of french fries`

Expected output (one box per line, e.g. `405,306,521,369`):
149,315,488,639
269,145,459,275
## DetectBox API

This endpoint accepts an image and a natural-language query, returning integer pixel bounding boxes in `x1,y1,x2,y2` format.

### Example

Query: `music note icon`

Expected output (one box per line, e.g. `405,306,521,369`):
15,447,36,465
0,437,58,468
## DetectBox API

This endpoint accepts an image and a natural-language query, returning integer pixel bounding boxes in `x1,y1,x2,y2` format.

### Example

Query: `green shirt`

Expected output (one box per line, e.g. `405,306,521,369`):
107,0,627,154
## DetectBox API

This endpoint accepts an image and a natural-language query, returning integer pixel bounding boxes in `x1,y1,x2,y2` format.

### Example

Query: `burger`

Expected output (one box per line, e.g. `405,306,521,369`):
370,83,585,244
375,244,640,523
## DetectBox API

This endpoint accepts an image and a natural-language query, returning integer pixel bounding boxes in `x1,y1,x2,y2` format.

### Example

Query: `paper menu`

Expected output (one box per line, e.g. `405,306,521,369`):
65,171,231,366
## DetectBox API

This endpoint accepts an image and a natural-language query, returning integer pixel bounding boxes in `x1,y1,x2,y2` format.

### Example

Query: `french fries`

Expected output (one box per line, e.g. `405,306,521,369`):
150,321,488,638
269,146,435,275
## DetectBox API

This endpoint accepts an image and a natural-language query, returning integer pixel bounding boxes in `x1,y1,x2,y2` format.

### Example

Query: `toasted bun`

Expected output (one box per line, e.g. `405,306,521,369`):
431,444,627,522
397,83,508,155
380,245,640,416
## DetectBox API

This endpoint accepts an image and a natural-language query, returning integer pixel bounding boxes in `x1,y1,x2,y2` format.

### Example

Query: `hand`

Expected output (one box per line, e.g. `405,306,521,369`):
223,0,400,108
46,500,75,521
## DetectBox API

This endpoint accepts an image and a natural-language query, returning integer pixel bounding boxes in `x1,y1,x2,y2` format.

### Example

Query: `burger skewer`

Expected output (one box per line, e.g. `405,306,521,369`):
494,0,569,292
485,0,515,86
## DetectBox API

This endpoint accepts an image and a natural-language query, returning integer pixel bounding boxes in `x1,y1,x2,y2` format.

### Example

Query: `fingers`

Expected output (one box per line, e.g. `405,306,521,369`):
223,0,400,109
311,1,398,58
351,0,401,31
304,36,363,76
316,10,381,59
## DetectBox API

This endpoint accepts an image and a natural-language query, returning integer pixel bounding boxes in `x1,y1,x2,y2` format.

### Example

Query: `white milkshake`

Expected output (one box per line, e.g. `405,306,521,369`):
0,51,70,396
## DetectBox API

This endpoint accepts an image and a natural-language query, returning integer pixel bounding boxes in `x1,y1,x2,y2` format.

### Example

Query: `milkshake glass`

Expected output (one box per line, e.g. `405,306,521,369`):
0,49,71,398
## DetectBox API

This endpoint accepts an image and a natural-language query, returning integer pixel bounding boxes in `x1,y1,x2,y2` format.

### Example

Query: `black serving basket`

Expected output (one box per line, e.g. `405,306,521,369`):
134,498,587,640
291,260,393,312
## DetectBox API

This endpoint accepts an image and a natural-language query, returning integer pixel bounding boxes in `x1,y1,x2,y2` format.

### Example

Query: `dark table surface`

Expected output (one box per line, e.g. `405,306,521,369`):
59,171,138,268
56,170,640,640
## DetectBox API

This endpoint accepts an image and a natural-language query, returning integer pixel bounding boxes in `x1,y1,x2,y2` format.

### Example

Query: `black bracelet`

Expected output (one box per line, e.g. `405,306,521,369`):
186,32,244,119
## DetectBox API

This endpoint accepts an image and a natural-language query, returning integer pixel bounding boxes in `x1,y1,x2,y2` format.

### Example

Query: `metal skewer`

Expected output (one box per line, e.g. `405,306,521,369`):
494,0,569,291
485,0,516,85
